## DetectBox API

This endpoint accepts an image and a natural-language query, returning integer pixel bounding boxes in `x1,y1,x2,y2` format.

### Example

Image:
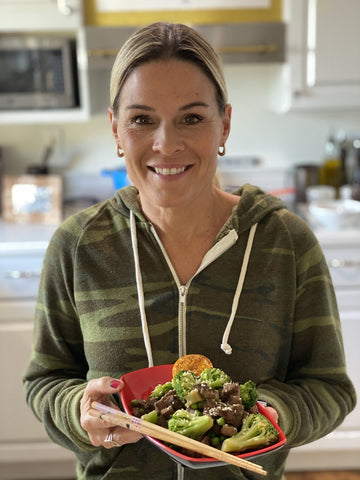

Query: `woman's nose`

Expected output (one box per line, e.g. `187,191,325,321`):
152,123,185,155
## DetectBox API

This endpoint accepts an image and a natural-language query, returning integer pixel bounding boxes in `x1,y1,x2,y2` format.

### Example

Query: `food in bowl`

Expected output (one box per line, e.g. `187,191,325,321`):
128,356,279,456
120,362,286,468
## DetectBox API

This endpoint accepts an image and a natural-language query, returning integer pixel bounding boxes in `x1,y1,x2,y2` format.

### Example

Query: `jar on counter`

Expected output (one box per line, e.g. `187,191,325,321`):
319,134,344,195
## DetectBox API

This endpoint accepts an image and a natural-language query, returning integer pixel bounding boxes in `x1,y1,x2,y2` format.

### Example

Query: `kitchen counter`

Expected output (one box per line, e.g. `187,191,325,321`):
0,220,58,252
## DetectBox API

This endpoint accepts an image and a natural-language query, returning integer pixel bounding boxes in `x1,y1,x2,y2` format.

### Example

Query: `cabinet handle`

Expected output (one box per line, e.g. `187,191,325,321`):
57,0,72,16
216,44,279,54
4,270,41,279
328,259,360,268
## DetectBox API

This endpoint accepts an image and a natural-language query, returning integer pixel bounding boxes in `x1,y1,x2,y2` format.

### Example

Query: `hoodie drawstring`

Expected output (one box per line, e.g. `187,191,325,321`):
130,209,258,363
221,222,258,355
130,210,154,367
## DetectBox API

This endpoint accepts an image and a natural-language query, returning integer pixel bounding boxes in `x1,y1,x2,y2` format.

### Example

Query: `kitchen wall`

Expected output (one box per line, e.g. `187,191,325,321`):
1,63,360,177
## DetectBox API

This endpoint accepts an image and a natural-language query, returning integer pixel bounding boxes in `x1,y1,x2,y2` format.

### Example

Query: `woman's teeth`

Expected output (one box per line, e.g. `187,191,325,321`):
154,167,186,175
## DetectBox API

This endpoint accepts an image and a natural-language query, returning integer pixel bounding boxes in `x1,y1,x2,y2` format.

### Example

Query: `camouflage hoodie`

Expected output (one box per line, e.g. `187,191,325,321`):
24,184,356,480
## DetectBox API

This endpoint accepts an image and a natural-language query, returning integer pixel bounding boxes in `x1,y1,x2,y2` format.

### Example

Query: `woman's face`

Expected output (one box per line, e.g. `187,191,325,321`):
109,59,231,209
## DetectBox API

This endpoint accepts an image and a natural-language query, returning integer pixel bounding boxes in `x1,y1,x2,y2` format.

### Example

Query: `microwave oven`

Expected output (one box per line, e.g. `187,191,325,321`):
0,35,78,110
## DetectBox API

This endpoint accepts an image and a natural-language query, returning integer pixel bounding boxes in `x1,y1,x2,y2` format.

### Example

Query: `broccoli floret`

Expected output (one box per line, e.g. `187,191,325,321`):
149,381,173,399
172,370,199,401
221,413,279,453
199,367,231,389
141,410,158,424
168,409,214,439
240,380,259,410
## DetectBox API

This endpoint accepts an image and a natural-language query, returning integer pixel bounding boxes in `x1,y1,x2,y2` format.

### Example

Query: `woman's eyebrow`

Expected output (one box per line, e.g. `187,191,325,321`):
125,102,209,111
180,102,209,110
126,104,154,111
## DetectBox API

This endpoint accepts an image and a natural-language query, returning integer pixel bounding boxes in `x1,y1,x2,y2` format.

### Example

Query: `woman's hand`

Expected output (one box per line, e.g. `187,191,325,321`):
80,376,143,449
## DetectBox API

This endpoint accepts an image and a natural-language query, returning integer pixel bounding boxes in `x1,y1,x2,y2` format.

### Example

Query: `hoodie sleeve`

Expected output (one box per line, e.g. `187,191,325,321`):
257,213,356,448
23,217,96,453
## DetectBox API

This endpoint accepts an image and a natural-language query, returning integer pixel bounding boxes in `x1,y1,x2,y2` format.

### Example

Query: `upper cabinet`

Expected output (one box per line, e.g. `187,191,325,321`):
86,0,285,78
285,0,360,111
0,0,90,124
84,0,282,26
0,0,82,31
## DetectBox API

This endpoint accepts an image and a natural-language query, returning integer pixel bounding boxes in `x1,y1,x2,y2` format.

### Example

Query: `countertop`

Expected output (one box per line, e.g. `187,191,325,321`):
0,218,359,252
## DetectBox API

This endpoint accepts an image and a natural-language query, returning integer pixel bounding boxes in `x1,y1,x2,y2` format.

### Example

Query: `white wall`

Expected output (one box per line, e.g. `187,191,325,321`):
1,63,360,176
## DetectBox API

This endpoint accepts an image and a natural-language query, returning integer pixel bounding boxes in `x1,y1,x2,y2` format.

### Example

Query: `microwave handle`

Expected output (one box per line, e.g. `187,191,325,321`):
57,0,72,16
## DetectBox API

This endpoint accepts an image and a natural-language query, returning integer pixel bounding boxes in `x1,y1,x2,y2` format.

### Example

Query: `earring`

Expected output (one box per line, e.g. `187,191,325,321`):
218,145,226,156
116,144,124,158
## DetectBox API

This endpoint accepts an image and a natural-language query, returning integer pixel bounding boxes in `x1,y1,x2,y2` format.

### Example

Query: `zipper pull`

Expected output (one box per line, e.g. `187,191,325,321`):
179,285,187,303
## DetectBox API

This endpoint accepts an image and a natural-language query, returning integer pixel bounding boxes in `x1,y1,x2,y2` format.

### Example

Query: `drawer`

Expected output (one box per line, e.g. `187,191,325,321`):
0,252,44,299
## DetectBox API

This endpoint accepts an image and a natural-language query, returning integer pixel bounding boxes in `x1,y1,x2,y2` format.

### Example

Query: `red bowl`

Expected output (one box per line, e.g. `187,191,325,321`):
120,364,286,469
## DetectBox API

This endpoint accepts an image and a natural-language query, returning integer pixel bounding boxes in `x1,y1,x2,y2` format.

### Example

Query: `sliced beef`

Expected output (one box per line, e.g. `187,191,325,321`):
220,424,238,437
206,402,244,428
220,382,241,404
154,390,184,415
195,383,220,401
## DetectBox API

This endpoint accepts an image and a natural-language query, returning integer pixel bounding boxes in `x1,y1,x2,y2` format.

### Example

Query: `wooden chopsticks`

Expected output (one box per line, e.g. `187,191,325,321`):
90,402,267,476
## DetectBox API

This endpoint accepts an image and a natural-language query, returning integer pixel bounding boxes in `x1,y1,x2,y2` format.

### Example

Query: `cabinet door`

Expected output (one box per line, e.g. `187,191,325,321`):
286,0,360,110
0,301,50,442
0,0,82,31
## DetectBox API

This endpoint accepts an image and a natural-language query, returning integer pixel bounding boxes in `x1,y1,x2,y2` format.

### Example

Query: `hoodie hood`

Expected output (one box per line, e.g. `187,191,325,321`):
221,184,285,237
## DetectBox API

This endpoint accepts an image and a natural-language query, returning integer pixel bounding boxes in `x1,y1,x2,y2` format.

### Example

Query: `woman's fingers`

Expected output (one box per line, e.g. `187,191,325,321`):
103,427,143,449
80,376,143,448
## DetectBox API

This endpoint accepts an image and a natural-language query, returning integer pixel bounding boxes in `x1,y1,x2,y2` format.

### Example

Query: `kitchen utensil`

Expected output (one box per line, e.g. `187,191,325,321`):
90,403,267,476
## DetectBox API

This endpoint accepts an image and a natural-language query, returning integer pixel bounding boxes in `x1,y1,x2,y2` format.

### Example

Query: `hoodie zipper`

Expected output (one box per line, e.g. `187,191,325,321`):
149,224,238,356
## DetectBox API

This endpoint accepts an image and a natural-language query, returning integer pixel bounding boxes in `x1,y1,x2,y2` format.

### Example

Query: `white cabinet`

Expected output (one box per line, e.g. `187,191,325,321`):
287,230,360,471
0,224,76,479
0,0,82,32
285,0,360,111
0,0,90,124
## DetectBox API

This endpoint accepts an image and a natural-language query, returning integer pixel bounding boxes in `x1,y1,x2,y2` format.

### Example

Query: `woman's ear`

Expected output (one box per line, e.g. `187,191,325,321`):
221,103,232,144
108,107,119,141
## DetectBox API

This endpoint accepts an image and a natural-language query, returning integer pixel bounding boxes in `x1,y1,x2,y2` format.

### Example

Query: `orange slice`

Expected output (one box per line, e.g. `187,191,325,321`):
172,354,213,378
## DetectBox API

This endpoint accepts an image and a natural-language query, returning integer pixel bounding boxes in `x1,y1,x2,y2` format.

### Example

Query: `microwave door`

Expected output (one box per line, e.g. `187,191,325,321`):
0,38,76,110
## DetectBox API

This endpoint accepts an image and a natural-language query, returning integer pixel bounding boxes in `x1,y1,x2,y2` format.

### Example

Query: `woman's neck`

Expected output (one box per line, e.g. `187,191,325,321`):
138,188,240,284
139,187,235,243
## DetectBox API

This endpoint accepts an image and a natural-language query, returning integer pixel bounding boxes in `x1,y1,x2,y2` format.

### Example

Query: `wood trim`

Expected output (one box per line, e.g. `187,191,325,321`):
84,0,282,26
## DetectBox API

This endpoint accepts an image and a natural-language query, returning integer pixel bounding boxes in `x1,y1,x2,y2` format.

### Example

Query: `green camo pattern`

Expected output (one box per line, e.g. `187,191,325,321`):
23,184,356,480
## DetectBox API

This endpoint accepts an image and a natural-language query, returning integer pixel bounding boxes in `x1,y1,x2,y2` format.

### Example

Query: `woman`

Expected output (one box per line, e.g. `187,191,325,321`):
24,23,356,480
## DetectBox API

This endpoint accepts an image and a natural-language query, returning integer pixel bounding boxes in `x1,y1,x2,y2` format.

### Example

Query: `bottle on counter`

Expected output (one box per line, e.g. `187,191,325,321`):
351,141,360,201
319,133,344,196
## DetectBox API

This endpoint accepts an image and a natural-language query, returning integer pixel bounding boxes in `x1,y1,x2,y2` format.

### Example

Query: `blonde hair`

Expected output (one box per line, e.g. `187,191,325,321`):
110,22,227,116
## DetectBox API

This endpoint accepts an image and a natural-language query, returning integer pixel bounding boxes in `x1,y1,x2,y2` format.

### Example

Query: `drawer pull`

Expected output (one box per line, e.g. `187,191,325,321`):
4,270,41,279
328,259,360,268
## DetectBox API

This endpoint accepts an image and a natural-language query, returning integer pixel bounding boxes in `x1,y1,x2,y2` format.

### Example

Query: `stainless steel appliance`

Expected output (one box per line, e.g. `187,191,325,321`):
0,34,78,110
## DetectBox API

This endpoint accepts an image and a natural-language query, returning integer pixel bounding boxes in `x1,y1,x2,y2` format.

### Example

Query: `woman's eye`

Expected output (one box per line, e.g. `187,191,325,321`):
131,115,152,125
183,114,202,125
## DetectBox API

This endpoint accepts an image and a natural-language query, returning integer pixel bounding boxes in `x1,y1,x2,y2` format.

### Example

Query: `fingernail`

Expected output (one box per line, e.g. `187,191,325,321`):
110,380,121,389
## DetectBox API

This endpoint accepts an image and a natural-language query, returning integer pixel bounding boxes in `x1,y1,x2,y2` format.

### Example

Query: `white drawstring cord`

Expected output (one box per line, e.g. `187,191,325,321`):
221,223,258,355
130,211,154,367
